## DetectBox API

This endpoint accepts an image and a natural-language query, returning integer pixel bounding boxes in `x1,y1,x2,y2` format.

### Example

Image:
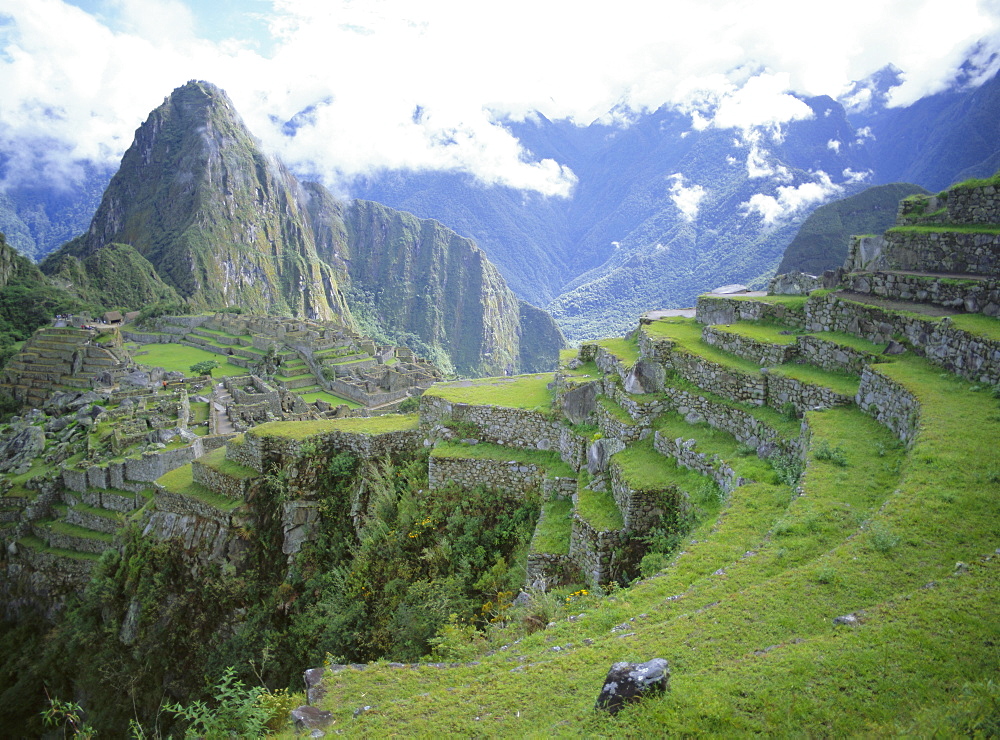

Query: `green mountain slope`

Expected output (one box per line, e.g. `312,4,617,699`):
776,183,929,274
38,81,563,376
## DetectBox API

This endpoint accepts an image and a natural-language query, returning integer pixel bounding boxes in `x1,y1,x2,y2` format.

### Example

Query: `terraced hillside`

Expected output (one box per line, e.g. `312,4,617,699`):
260,286,998,737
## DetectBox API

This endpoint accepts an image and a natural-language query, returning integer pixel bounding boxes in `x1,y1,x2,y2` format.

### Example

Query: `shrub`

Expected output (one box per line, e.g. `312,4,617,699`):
868,523,900,554
769,450,804,486
813,439,848,466
165,667,270,739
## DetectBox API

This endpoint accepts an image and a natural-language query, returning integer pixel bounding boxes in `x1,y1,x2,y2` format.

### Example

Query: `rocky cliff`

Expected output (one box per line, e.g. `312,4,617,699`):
40,81,562,376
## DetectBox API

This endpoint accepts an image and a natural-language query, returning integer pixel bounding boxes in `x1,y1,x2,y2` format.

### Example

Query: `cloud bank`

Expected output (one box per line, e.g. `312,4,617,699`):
0,0,998,194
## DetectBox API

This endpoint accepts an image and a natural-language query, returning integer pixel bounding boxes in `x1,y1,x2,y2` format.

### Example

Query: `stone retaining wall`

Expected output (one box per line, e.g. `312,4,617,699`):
569,515,625,587
607,462,687,533
696,296,807,328
795,335,876,376
150,488,233,524
883,230,999,278
842,271,1000,316
764,372,854,414
65,507,120,534
557,428,588,473
702,327,797,366
233,428,423,473
653,432,749,493
855,366,922,446
936,184,1000,225
428,455,545,496
805,294,1000,385
525,552,574,588
667,350,767,406
192,461,253,500
420,396,563,451
79,488,144,513
595,401,647,445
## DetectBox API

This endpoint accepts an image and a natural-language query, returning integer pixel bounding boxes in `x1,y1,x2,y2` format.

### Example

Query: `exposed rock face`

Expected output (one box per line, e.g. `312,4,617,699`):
768,270,822,295
594,658,670,715
40,80,563,376
0,424,45,474
43,80,350,322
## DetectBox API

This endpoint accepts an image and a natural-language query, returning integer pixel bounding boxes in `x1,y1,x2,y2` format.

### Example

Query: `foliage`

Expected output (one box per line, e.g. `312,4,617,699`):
165,667,268,739
41,694,95,739
812,439,848,466
190,359,220,376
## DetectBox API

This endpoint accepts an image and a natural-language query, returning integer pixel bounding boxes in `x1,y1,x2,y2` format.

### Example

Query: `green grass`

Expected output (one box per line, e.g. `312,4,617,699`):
282,351,998,737
655,411,777,484
425,374,555,411
251,413,419,440
575,481,624,531
711,322,799,345
155,465,243,511
770,362,862,397
612,438,710,492
643,318,763,375
948,313,1000,342
137,343,245,377
809,330,886,354
72,502,123,521
596,337,640,366
888,223,1000,235
296,390,362,408
722,294,809,309
45,520,114,543
431,441,575,479
17,535,100,561
598,397,634,424
197,446,257,480
662,374,802,439
532,499,574,555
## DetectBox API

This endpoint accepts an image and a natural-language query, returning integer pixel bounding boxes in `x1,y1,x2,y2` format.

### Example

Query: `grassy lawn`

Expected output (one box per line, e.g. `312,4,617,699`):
251,413,419,440
136,343,245,377
425,373,555,411
948,312,1000,342
612,437,712,493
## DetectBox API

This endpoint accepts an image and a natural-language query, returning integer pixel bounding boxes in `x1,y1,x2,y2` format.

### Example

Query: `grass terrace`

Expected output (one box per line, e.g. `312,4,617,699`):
596,337,640,366
197,446,257,480
156,465,243,512
718,294,810,308
887,223,1000,235
250,413,419,441
947,312,1000,342
643,318,763,375
613,437,712,493
17,535,100,561
655,411,778,484
425,373,555,411
137,343,245,377
431,441,575,479
296,390,362,408
575,478,624,531
710,321,799,344
531,499,574,555
770,362,862,397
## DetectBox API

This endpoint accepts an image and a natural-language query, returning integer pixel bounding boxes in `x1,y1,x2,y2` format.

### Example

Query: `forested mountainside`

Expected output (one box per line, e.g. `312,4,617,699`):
776,182,929,275
38,82,562,377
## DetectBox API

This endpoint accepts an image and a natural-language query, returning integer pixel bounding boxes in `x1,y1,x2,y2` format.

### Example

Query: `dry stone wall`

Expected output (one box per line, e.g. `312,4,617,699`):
569,516,625,586
883,230,999,278
842,271,1000,316
702,327,797,366
653,432,749,494
696,296,807,329
764,371,854,414
420,396,563,452
428,455,545,496
855,366,922,446
805,294,1000,385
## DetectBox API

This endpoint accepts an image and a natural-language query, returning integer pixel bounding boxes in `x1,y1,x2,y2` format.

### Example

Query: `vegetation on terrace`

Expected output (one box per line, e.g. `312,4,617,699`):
424,373,555,411
431,441,575,479
250,413,419,440
136,343,244,377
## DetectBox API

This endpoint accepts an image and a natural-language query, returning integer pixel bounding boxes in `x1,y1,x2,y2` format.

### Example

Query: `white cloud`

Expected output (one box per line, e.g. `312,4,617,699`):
843,167,872,184
742,131,791,181
742,170,843,225
0,0,998,193
668,173,706,222
827,139,841,153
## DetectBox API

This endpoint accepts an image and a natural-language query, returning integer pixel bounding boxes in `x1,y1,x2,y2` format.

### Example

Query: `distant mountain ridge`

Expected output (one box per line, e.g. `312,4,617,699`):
776,182,929,276
39,81,562,376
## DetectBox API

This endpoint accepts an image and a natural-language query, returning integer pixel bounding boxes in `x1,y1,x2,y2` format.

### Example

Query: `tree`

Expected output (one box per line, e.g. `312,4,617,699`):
190,359,220,377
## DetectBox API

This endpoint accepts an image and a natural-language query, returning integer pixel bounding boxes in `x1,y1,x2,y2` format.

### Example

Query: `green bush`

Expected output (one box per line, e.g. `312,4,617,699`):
166,667,269,739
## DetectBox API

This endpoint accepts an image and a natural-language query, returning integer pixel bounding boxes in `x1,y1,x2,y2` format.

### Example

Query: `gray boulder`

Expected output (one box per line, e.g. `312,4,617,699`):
0,425,45,474
768,271,821,296
562,381,598,425
595,658,670,715
291,705,333,731
121,371,152,389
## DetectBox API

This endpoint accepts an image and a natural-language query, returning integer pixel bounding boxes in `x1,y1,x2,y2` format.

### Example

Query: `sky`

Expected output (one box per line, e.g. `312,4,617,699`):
1,0,999,197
